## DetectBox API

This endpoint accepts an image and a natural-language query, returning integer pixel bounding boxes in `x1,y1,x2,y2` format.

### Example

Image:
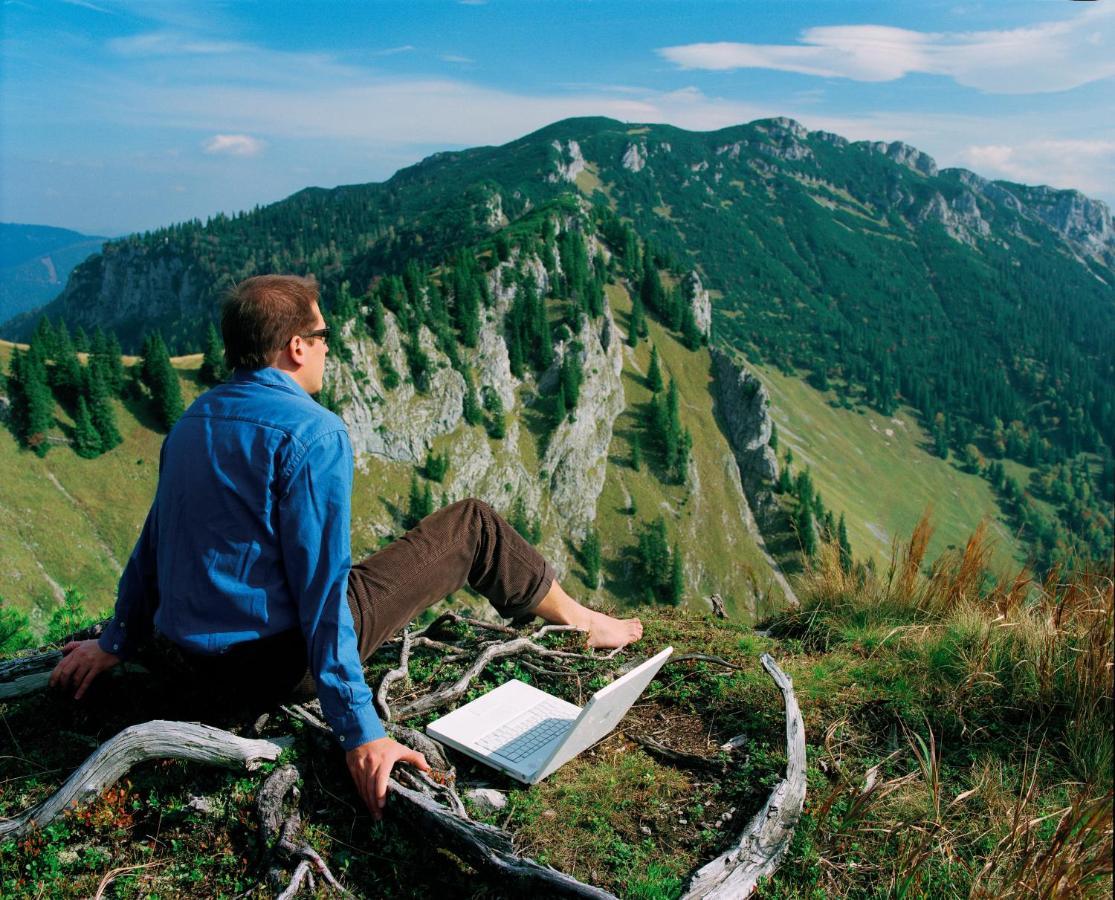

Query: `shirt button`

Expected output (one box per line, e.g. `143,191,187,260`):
112,644,120,650
339,736,346,743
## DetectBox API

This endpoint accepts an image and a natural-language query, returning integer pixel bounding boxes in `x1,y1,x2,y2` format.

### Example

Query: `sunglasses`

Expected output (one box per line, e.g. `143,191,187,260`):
300,327,331,343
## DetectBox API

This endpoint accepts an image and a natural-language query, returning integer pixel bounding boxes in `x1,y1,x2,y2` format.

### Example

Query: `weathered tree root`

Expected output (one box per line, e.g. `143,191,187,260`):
629,733,729,773
375,626,412,722
0,620,112,700
258,763,354,898
0,720,290,840
387,779,619,899
679,653,806,899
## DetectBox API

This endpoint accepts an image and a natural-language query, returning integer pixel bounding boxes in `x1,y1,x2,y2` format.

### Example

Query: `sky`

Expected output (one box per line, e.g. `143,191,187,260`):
1,0,1113,237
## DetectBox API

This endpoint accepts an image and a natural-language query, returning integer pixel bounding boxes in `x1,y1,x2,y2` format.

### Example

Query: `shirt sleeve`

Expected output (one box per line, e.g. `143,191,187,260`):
279,428,385,748
98,499,159,660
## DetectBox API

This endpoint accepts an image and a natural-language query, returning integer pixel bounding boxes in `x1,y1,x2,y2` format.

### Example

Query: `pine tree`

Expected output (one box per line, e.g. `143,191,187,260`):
680,305,702,349
103,331,125,395
406,472,427,529
627,292,645,347
199,322,227,385
462,370,483,426
72,396,101,458
368,293,387,343
9,347,54,455
778,463,793,494
837,513,853,573
425,449,449,482
631,433,642,471
553,382,568,426
485,389,506,439
51,320,84,402
794,467,815,510
87,363,121,451
560,352,582,412
769,422,779,452
675,427,692,484
637,516,671,600
647,344,663,393
33,317,57,359
421,481,434,522
796,504,817,557
141,333,184,431
73,326,90,353
510,496,531,542
669,541,684,605
0,596,33,654
582,529,601,589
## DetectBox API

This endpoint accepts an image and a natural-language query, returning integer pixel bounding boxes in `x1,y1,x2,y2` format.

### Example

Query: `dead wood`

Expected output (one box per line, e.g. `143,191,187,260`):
680,652,806,899
0,721,290,840
387,779,619,899
628,733,727,773
259,763,353,898
375,626,413,722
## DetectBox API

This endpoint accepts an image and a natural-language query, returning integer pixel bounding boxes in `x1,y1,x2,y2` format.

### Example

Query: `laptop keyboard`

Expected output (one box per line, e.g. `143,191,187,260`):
476,698,573,762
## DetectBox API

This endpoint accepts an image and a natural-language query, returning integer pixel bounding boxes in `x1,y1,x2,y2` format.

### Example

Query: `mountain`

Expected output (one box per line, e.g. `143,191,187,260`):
8,117,1112,457
2,117,1112,584
0,224,107,324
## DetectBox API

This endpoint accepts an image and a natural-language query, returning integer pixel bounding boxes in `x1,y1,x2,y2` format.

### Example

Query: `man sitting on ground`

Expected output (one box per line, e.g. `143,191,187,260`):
49,274,642,819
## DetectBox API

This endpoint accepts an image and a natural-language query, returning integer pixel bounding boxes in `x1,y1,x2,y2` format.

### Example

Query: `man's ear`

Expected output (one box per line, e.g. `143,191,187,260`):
286,335,306,366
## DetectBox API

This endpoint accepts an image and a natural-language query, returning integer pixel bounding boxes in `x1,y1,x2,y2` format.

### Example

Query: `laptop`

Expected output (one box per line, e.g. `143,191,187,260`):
426,647,673,784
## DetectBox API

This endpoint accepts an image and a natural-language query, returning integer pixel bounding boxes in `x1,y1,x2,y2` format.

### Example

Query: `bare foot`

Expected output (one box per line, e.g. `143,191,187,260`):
585,611,643,650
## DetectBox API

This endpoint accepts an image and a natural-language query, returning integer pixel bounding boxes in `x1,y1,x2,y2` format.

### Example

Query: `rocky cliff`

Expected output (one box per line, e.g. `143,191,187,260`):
710,348,779,526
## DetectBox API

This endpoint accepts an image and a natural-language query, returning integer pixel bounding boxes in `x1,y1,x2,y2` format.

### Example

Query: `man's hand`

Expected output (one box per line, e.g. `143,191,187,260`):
345,736,430,821
48,639,120,700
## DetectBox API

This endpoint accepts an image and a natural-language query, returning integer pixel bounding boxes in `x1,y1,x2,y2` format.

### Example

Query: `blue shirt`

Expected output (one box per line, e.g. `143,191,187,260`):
98,366,385,748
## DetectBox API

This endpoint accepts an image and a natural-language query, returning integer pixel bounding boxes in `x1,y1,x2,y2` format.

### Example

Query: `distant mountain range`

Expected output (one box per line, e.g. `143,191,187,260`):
0,224,106,325
2,117,1111,576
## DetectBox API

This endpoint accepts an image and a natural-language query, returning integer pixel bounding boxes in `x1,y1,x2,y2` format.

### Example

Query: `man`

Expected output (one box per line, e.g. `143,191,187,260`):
50,274,642,820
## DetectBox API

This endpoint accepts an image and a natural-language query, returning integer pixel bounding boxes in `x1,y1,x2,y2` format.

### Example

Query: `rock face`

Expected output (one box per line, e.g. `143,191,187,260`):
682,271,712,339
329,224,626,578
622,142,646,173
1011,185,1115,268
540,299,626,539
936,170,1115,267
710,349,779,525
41,241,207,346
918,189,991,247
865,141,939,177
335,315,465,464
548,140,586,184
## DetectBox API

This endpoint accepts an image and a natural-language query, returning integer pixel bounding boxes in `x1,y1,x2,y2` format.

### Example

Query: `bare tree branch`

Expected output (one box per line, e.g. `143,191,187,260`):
680,653,806,899
0,721,290,840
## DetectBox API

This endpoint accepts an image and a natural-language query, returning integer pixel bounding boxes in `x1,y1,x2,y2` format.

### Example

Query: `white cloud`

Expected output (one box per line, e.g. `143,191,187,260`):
440,54,474,64
61,0,113,12
109,31,250,57
202,134,265,157
370,45,415,57
956,140,1115,196
658,5,1115,94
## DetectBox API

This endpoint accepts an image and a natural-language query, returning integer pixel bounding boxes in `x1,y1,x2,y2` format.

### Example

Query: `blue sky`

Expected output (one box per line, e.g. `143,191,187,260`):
2,0,1113,236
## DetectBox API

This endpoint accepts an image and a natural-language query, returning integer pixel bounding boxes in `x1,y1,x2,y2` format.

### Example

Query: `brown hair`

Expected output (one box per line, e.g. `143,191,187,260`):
221,274,320,370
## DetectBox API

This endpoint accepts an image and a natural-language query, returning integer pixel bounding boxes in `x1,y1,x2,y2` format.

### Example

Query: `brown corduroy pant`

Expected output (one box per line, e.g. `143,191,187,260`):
152,498,555,711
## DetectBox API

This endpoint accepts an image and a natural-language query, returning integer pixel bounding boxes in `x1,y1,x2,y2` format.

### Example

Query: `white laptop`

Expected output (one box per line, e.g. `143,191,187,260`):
426,647,673,784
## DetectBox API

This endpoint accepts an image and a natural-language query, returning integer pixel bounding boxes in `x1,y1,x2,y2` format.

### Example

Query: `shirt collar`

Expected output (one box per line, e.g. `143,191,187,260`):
232,366,311,399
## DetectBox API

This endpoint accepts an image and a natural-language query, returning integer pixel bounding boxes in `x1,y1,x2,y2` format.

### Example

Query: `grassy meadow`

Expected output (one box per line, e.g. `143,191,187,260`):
1,520,1109,898
749,362,1026,576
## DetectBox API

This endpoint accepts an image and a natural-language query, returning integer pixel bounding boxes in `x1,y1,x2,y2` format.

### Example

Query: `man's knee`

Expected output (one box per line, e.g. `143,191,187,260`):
453,496,494,523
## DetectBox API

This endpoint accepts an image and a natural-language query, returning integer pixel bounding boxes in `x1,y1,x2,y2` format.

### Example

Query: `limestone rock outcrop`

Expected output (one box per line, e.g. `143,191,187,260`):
682,272,712,340
710,349,779,526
